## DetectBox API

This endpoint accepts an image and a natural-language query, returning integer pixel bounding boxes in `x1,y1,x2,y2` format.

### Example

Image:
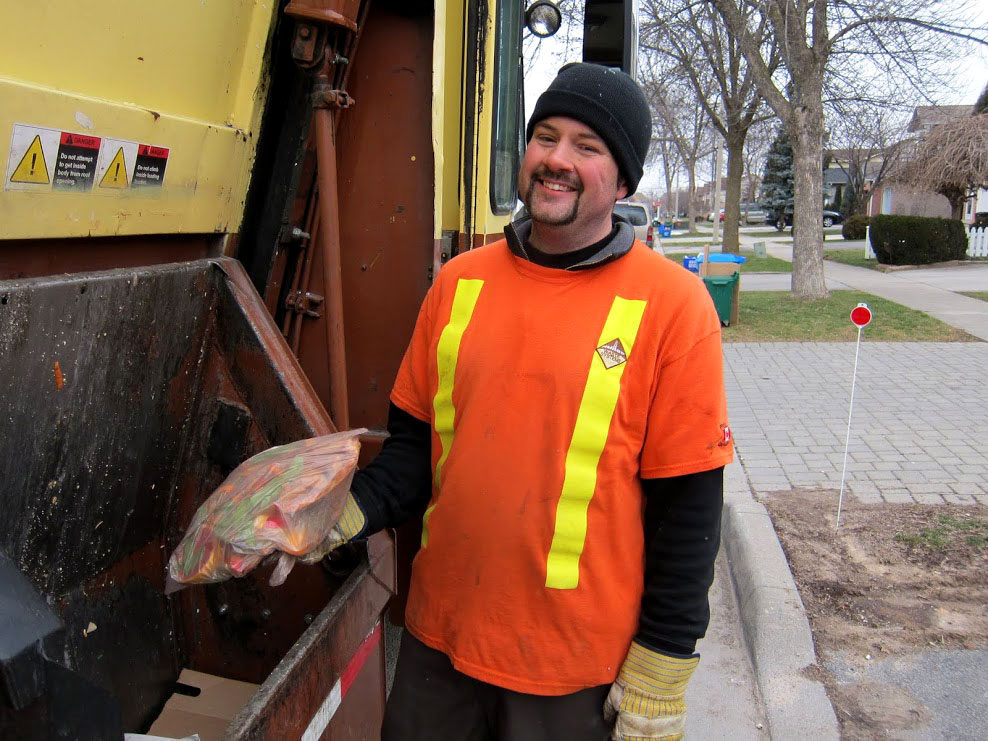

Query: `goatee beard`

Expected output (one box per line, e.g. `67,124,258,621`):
524,169,581,226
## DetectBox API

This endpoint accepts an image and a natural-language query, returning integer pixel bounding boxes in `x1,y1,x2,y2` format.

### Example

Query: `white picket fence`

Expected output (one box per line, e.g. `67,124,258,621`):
969,226,988,258
864,225,988,259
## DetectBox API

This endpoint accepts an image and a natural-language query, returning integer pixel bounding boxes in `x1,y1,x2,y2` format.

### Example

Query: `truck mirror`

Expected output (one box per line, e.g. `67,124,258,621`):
582,0,638,78
526,0,562,38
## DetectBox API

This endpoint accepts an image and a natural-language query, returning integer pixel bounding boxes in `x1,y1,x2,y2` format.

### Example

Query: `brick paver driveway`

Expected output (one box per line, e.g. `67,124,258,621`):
723,342,988,504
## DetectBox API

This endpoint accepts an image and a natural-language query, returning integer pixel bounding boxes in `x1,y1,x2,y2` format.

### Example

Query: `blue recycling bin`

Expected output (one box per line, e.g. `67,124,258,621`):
684,252,746,273
697,253,747,265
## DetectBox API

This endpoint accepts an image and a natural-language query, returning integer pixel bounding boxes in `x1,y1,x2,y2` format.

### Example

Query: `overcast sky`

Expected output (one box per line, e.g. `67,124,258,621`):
523,5,988,194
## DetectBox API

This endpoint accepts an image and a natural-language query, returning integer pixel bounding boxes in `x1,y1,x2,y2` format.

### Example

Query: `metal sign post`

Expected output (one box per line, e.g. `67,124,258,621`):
836,303,873,530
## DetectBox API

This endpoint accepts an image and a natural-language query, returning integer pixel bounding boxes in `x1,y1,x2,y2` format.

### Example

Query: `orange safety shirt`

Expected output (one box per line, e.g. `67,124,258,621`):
390,239,733,695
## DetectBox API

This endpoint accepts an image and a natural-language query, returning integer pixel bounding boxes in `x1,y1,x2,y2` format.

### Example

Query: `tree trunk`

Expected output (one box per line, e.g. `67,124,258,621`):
722,135,745,254
790,95,828,299
686,165,698,231
661,150,675,218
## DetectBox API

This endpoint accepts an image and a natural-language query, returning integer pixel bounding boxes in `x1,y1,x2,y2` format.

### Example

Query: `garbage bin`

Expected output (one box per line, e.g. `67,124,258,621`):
703,272,740,326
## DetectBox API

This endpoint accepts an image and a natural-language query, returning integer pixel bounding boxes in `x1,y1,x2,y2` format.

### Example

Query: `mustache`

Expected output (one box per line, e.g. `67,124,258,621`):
531,167,582,192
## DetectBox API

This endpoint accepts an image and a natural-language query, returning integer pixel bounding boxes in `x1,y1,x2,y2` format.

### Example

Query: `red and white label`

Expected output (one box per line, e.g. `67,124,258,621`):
5,122,169,193
302,623,382,741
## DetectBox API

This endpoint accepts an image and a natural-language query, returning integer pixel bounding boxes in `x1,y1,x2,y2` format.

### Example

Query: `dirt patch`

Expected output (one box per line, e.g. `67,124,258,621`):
760,489,988,738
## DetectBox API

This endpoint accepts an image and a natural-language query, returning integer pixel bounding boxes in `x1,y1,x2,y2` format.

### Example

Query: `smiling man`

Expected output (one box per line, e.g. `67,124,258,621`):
325,63,733,740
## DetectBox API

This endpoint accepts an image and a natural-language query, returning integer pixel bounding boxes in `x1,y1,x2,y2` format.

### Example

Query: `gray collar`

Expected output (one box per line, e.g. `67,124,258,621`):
503,216,636,270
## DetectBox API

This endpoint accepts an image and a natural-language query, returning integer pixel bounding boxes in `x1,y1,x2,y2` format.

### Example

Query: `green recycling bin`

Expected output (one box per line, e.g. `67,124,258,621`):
702,272,739,326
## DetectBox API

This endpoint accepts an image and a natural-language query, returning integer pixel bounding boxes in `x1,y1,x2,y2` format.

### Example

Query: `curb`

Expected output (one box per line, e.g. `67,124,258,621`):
722,459,840,740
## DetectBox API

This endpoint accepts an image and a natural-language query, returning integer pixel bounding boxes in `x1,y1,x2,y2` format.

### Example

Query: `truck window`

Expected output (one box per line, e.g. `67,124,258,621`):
490,0,524,214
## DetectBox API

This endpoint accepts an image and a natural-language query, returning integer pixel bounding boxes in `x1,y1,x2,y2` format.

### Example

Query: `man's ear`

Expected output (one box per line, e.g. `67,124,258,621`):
616,178,629,200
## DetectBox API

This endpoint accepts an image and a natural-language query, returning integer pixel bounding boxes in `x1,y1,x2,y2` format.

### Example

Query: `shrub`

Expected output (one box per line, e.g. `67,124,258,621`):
842,214,870,240
869,215,968,265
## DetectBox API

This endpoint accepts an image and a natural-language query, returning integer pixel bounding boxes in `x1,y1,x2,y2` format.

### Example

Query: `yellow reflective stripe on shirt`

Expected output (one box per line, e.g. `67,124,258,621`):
545,296,648,589
422,277,485,547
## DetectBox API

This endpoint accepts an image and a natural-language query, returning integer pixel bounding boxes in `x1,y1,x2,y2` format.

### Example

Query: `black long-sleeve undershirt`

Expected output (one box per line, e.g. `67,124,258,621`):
350,402,723,656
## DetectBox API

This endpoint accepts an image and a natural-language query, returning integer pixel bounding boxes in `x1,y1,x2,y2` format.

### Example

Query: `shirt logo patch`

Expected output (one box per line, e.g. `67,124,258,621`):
719,424,732,447
596,338,628,369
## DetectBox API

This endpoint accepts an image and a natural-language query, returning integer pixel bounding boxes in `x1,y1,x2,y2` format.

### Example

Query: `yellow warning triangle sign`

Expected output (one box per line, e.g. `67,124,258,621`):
99,148,129,188
11,135,50,184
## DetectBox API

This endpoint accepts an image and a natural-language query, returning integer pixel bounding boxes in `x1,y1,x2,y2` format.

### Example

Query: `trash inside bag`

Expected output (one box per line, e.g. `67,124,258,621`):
165,428,366,594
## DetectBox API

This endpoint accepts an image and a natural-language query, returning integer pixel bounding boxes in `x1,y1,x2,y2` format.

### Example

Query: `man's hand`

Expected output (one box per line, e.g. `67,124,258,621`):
603,641,699,740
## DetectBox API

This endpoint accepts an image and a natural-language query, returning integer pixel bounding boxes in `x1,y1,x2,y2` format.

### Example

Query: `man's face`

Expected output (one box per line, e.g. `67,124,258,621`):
518,116,628,232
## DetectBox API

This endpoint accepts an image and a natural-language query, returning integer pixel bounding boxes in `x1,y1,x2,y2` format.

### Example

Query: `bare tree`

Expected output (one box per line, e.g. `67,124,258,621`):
896,113,988,219
640,0,778,253
709,0,988,299
649,135,683,217
826,103,908,216
742,117,776,205
642,61,717,231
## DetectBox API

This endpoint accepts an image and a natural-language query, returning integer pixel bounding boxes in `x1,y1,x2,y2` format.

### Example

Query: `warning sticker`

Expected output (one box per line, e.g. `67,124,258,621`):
6,123,169,194
5,124,60,191
133,144,169,188
94,138,138,191
11,136,49,184
53,132,101,191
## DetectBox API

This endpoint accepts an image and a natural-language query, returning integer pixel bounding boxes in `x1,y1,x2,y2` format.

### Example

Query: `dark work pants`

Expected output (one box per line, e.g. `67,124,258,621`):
381,632,612,740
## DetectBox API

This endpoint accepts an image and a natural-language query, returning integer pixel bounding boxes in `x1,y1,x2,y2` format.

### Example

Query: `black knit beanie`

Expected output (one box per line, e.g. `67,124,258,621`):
526,63,651,193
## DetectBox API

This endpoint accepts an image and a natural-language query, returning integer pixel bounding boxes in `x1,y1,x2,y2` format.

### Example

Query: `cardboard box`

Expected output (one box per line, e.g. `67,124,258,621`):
147,669,259,741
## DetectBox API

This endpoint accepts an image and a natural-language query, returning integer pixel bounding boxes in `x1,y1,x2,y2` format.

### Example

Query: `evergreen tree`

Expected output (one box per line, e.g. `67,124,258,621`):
759,127,795,230
974,82,988,115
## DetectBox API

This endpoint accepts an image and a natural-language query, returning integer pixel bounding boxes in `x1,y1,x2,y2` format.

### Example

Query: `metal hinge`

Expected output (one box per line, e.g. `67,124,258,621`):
428,230,456,281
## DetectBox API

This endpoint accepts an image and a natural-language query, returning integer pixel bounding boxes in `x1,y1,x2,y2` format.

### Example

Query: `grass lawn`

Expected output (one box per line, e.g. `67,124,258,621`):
722,290,980,342
738,255,791,272
745,229,790,238
961,292,988,302
823,249,879,269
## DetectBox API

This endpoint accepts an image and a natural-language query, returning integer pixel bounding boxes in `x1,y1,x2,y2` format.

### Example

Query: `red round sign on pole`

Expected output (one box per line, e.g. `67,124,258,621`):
850,303,872,328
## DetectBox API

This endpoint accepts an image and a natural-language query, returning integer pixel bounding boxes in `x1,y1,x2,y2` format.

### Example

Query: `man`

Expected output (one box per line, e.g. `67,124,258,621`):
328,63,732,740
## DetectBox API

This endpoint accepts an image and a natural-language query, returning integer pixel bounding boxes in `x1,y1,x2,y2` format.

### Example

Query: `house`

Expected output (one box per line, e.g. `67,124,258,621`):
906,105,974,135
875,104,986,223
823,148,886,211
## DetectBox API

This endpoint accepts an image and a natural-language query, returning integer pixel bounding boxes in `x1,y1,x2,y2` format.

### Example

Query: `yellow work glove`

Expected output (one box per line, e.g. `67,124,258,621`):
604,641,699,741
326,492,367,549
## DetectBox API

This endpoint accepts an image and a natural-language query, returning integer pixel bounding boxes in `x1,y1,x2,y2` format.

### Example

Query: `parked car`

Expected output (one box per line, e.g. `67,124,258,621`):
777,209,844,229
614,200,653,247
704,206,768,224
739,203,769,224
